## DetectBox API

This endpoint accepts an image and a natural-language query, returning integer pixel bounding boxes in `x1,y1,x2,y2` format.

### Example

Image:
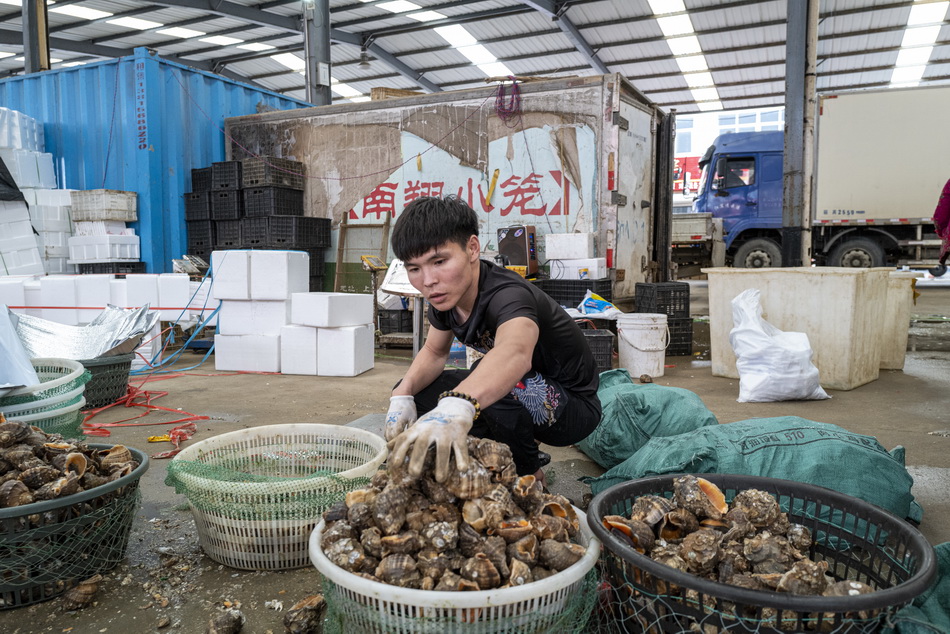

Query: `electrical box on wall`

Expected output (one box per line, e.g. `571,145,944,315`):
496,225,538,276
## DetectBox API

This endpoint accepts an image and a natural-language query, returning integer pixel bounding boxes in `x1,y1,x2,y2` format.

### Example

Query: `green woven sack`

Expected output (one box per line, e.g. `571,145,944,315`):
888,542,950,634
577,369,719,470
587,416,922,523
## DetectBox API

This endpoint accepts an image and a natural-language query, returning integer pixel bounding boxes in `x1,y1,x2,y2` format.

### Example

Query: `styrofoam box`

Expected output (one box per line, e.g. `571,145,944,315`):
0,277,26,309
291,292,373,328
67,235,140,262
126,274,159,310
0,199,31,223
34,189,73,206
317,323,374,377
0,244,44,276
218,300,290,336
29,204,72,233
36,153,55,188
13,150,39,188
73,220,128,236
110,278,128,307
44,257,76,275
158,274,192,322
214,334,280,373
20,278,41,317
249,250,310,300
280,324,318,375
39,275,78,325
549,257,608,280
544,232,595,260
211,250,250,300
132,323,162,371
0,220,34,244
75,274,113,324
37,230,70,250
188,279,218,326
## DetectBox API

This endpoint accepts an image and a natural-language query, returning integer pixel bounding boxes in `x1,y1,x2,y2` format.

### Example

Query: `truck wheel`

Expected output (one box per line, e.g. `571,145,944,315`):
828,238,885,268
734,238,782,268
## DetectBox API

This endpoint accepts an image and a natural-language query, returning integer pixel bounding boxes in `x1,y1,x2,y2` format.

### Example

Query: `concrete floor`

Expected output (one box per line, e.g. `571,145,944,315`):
2,285,948,633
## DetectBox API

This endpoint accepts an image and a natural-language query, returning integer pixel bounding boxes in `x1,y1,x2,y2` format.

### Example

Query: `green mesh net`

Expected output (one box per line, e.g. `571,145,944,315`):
0,485,141,609
320,567,600,634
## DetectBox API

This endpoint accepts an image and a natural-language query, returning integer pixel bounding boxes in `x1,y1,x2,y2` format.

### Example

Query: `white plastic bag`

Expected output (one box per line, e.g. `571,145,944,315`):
0,306,39,395
729,288,830,403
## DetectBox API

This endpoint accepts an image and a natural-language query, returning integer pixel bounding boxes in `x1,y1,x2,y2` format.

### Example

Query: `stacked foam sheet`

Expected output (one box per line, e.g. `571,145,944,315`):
67,190,140,267
543,232,608,280
0,200,44,276
0,108,55,191
21,189,76,274
211,249,373,376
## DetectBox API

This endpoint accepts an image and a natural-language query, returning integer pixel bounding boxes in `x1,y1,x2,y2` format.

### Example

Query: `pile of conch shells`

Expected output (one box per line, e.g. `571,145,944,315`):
604,475,876,599
320,437,587,591
0,415,141,514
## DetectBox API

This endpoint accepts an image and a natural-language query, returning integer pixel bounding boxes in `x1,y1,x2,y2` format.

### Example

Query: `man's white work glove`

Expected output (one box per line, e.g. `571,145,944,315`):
389,396,475,483
384,395,417,442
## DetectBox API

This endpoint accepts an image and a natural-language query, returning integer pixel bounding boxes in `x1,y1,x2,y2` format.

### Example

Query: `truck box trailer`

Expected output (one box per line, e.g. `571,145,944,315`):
225,74,674,300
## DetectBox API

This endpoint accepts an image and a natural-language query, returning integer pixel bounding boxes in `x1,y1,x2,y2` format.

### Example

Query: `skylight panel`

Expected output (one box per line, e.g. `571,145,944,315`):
667,36,702,56
238,43,276,52
49,5,113,20
434,25,478,47
201,36,244,46
272,53,306,71
457,44,496,65
107,17,163,30
158,27,204,39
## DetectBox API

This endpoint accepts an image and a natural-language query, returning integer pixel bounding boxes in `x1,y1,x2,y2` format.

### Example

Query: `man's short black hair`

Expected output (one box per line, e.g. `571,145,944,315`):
391,195,479,261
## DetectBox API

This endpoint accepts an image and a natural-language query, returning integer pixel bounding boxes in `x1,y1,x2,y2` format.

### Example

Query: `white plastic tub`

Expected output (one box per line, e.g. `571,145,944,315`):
702,267,889,391
309,508,601,633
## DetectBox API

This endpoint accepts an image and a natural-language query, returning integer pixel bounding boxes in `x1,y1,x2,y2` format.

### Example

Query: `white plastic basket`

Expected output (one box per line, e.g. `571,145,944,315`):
309,507,601,633
69,189,137,222
0,359,87,405
0,382,85,416
171,424,387,571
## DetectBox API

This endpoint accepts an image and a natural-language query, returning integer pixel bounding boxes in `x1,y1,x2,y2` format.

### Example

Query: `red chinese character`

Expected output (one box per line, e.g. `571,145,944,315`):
456,178,495,213
500,173,546,217
351,182,398,220
404,181,445,204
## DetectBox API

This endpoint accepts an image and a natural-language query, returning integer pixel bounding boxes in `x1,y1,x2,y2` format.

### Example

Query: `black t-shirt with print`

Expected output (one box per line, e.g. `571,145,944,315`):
428,259,600,400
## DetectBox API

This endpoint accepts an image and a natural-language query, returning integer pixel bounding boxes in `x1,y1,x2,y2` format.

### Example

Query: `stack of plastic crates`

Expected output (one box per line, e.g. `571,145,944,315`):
533,278,612,308
0,359,90,437
635,281,692,355
582,329,614,374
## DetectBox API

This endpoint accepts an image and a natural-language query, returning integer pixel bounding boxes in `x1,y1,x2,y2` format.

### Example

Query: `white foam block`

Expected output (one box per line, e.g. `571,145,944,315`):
39,275,78,325
317,323,374,377
291,292,373,328
544,232,595,260
0,278,26,310
132,323,162,371
0,200,31,223
75,274,113,324
158,274,192,322
126,274,160,310
217,300,289,336
21,278,41,317
211,250,251,300
280,324,318,375
43,257,75,275
0,244,44,276
249,250,310,300
0,220,34,243
36,153,55,188
34,189,73,206
549,257,608,280
29,204,72,233
214,334,280,372
187,279,218,327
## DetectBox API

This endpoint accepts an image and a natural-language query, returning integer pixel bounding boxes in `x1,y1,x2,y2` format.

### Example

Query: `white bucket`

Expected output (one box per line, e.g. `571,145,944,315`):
617,313,669,378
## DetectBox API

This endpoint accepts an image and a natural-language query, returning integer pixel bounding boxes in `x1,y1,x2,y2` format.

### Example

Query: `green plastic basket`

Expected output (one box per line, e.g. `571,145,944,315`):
0,359,89,407
6,397,87,438
78,354,133,409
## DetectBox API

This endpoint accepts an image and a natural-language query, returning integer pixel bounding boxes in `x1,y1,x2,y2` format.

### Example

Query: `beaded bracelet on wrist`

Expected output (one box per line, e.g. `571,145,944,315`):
438,390,481,420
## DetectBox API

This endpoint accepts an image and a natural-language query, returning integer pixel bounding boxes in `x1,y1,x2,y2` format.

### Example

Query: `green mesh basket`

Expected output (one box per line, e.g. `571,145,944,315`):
0,359,88,407
0,444,148,609
78,354,133,409
4,397,87,438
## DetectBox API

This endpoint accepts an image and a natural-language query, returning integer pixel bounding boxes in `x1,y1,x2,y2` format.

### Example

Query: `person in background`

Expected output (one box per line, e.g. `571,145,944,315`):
934,178,950,267
384,196,602,485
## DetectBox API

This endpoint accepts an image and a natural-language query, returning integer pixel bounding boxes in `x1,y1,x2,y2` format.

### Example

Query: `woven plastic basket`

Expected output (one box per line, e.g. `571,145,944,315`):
0,382,85,416
78,354,133,409
0,444,148,609
309,507,601,633
168,424,387,571
0,359,88,407
588,474,937,633
7,397,87,437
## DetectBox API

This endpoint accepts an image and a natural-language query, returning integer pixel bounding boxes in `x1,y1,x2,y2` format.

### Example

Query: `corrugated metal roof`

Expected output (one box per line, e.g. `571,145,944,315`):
0,0,945,112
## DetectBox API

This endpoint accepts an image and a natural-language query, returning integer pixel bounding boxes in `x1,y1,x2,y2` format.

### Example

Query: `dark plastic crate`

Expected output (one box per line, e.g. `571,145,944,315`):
667,316,693,356
242,216,331,248
77,261,146,275
243,186,304,217
214,220,242,248
379,309,412,334
210,189,243,220
191,167,212,192
242,157,306,190
533,278,612,308
634,282,690,318
186,220,215,248
582,329,614,374
79,353,133,409
184,191,211,221
305,248,326,277
212,161,242,189
310,275,324,292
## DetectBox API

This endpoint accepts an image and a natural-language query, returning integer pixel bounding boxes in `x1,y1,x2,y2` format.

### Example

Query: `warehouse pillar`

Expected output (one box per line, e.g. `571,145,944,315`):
782,0,818,267
302,0,331,105
23,0,51,73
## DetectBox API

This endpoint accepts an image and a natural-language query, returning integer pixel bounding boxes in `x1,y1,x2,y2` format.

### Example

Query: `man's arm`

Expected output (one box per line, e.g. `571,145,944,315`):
453,316,539,406
392,325,455,396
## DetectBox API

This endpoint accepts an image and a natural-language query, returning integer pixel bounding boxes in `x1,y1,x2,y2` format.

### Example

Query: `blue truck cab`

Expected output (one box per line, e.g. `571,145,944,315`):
693,131,787,267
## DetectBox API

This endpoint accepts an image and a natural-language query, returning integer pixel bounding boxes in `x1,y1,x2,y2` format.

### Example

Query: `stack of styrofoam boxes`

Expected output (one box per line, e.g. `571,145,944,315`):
0,200,44,276
544,232,607,280
211,250,309,373
67,190,140,272
19,189,76,274
0,107,56,192
284,292,374,377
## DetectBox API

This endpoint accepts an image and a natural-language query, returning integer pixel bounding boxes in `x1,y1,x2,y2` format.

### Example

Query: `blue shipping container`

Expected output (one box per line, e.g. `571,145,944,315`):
0,47,311,272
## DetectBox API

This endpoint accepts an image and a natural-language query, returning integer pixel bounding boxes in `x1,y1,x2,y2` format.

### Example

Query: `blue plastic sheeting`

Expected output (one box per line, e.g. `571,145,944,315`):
0,48,311,272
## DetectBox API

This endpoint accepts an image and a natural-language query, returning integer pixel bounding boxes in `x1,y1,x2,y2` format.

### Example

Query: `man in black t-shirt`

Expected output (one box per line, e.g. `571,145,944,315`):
386,196,602,484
